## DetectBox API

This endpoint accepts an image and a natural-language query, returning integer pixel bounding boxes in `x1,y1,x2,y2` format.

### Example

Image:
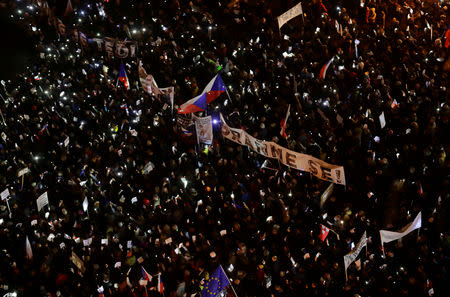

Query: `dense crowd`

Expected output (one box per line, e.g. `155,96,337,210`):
0,0,449,296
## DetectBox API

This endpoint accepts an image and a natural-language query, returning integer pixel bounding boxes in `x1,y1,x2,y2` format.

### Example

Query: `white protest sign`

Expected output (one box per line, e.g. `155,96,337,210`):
36,192,49,212
277,2,303,29
1,188,10,201
18,168,30,177
344,231,367,271
194,115,213,145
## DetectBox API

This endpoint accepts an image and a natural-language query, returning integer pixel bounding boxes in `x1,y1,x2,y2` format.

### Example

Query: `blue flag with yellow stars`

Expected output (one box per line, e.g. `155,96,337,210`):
201,265,230,297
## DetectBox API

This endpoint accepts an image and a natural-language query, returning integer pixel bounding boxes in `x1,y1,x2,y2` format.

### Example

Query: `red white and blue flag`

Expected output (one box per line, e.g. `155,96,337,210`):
117,62,130,90
319,57,334,79
178,74,226,114
141,266,152,282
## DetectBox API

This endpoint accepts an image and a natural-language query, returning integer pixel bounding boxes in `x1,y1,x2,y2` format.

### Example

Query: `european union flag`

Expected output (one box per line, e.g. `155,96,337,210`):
201,265,230,297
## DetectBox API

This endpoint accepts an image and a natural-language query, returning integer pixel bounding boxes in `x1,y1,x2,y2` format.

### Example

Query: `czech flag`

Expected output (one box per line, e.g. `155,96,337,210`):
319,57,334,79
178,74,226,114
158,273,164,294
117,62,130,90
141,266,152,282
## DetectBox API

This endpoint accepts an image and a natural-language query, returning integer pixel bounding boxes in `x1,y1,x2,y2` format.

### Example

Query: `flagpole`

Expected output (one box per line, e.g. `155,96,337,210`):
219,265,239,297
345,267,348,282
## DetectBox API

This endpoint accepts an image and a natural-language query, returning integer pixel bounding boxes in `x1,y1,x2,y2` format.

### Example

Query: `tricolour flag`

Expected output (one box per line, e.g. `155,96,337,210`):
26,236,33,260
201,265,230,297
157,273,164,294
117,62,130,90
380,212,422,246
319,57,334,79
319,224,330,242
141,266,152,282
178,74,226,114
280,104,291,139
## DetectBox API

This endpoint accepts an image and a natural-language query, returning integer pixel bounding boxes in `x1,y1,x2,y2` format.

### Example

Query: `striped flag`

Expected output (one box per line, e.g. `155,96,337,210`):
319,57,334,79
117,62,130,90
157,273,164,294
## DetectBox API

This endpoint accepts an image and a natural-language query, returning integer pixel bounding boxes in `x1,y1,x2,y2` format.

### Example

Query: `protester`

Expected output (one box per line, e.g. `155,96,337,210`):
0,0,449,297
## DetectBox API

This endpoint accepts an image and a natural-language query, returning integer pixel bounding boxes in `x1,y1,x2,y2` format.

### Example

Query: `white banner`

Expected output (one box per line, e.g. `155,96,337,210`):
194,115,213,145
91,37,137,58
277,2,303,29
344,231,367,271
36,191,49,212
220,114,346,185
380,212,422,245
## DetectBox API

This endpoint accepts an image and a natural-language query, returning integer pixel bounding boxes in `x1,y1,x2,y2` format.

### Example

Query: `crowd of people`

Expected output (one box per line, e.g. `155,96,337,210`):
0,0,449,296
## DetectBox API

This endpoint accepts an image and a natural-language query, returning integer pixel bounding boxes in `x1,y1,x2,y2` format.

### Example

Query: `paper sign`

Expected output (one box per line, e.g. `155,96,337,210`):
165,237,172,244
83,238,93,246
101,238,108,245
18,168,30,177
1,188,9,201
36,192,49,212
379,112,386,129
127,240,133,248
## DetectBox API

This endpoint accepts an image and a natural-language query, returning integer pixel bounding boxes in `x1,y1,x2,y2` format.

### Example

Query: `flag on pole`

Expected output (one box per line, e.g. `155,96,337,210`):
117,62,130,90
344,231,367,272
320,183,334,208
201,265,230,297
319,57,334,79
178,74,226,114
319,224,330,241
141,266,152,282
157,273,164,294
25,236,33,260
280,104,291,139
380,212,422,246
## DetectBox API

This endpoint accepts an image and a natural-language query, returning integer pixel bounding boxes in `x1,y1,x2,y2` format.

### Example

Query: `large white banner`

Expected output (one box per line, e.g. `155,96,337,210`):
36,191,49,212
91,37,137,58
380,212,422,245
344,231,367,271
194,115,213,145
277,2,303,29
220,114,346,185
